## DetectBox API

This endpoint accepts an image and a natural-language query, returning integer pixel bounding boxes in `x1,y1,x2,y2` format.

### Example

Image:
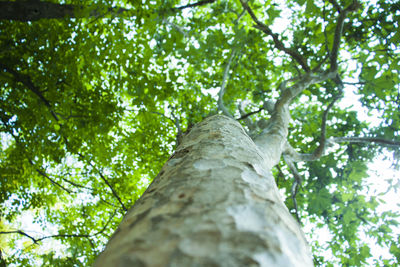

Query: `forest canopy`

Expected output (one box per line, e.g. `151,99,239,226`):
0,0,399,266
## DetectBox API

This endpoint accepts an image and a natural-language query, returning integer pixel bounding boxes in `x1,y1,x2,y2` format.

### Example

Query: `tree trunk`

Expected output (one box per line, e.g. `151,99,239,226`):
93,115,313,267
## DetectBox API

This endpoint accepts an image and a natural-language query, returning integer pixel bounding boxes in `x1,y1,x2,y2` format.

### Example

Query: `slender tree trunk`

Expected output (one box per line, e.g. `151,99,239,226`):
94,115,313,266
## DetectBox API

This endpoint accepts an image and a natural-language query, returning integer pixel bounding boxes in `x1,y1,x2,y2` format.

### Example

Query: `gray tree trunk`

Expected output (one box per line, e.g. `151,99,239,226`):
93,115,313,267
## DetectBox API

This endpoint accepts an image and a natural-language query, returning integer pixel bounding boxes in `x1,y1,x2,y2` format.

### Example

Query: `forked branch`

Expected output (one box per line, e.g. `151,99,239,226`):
239,0,310,72
283,94,341,162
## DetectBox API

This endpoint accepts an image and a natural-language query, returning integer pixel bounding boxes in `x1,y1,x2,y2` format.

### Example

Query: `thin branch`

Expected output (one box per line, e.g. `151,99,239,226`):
283,94,342,162
275,165,285,187
0,62,59,122
170,108,184,146
149,110,183,146
217,50,236,118
237,101,258,133
78,153,127,212
1,62,128,210
239,0,310,72
330,1,360,71
174,0,216,10
342,81,366,85
328,137,400,148
0,115,74,194
237,107,263,121
29,160,73,194
0,230,38,244
291,181,301,224
312,94,342,159
283,155,302,224
61,177,93,191
36,209,117,242
93,168,127,212
0,209,117,244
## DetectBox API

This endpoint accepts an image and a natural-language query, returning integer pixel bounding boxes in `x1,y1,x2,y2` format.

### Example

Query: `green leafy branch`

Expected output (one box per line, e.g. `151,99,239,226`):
0,61,127,211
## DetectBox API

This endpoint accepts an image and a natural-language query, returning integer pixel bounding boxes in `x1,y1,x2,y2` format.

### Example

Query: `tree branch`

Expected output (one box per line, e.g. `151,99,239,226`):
0,2,129,22
174,0,216,10
149,109,183,146
330,1,360,71
170,108,184,146
78,153,128,212
237,107,263,121
217,50,236,118
237,101,258,133
239,0,310,72
311,94,342,159
328,137,400,148
283,155,302,224
0,62,59,122
1,62,127,210
283,94,342,162
0,113,88,195
0,209,117,244
0,230,38,244
274,71,337,111
29,160,73,194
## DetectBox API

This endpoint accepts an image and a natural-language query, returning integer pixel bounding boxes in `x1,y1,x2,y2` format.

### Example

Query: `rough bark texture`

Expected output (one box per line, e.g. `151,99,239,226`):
94,115,313,267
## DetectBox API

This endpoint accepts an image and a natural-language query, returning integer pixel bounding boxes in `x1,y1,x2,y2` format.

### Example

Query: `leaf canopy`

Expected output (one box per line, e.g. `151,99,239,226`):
0,0,399,266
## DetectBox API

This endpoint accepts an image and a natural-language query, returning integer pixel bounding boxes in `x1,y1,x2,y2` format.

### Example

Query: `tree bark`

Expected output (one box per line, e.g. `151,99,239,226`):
0,2,128,22
93,115,313,267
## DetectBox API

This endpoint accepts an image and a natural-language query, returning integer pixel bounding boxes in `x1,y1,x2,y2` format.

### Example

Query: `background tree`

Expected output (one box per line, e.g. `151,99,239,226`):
0,0,399,266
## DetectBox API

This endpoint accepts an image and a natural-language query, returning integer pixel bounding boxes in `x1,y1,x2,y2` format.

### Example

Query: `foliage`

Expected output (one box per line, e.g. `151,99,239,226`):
0,0,399,266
